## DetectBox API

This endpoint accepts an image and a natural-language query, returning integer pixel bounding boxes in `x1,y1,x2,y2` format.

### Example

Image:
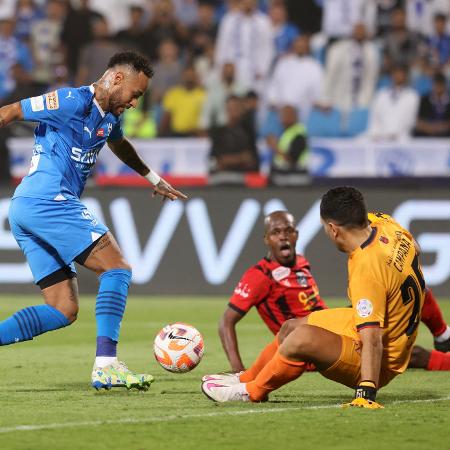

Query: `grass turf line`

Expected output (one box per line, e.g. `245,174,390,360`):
0,296,449,450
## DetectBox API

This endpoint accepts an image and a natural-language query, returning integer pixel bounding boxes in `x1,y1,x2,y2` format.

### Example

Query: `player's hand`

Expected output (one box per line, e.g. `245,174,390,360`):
152,178,188,201
342,397,384,409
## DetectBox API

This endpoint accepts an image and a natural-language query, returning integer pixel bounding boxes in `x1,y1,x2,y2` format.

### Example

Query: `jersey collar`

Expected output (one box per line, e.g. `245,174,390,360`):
264,255,305,270
89,85,105,118
350,226,378,260
360,226,377,250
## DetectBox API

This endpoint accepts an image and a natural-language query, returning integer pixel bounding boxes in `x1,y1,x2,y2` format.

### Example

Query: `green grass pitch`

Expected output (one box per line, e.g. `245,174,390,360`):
0,296,449,450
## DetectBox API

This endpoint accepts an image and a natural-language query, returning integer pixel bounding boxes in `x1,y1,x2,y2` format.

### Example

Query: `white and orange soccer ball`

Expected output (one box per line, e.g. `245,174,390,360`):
153,323,204,373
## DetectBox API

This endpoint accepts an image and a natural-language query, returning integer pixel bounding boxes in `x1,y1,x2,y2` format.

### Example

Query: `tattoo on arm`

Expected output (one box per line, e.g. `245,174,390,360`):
109,138,149,176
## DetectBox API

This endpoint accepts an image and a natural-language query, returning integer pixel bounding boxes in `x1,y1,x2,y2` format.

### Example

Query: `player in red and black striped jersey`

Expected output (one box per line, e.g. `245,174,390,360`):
228,255,325,335
219,211,327,372
218,210,450,374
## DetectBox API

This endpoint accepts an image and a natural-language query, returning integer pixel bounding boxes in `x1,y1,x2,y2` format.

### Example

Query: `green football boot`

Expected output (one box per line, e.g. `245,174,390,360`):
91,361,154,391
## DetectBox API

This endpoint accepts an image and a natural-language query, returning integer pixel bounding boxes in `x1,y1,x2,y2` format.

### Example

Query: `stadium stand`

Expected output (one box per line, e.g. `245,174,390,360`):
1,0,450,186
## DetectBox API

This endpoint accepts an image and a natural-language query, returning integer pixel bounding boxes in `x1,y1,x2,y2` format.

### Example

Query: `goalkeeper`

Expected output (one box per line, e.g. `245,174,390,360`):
202,187,426,408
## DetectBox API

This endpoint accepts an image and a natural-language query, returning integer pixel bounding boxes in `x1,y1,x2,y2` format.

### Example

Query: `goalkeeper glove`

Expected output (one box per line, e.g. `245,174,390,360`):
342,381,384,409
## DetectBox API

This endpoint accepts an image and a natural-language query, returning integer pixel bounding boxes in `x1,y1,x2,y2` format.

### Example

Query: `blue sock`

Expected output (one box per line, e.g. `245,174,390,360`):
0,305,70,345
95,269,131,357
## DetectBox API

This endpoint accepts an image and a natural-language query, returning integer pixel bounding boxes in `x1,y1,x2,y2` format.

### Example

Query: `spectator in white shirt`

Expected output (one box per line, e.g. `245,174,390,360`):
406,0,449,37
89,0,146,34
321,0,375,40
367,65,420,141
319,23,379,113
267,34,323,121
215,0,274,92
200,62,247,130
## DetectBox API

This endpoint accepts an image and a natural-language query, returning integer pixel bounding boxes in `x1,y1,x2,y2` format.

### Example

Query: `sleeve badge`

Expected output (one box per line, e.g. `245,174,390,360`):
356,299,373,318
45,91,59,110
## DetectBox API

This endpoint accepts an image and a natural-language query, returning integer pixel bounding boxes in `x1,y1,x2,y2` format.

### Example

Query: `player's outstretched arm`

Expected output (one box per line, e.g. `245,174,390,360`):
343,326,384,409
359,326,383,386
0,102,23,128
107,137,188,201
219,307,246,373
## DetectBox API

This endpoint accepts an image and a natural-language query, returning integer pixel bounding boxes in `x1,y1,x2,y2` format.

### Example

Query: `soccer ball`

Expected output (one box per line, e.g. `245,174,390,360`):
153,322,204,373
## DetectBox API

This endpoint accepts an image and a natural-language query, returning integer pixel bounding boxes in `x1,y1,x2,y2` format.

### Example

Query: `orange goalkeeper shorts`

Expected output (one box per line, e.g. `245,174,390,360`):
306,308,398,388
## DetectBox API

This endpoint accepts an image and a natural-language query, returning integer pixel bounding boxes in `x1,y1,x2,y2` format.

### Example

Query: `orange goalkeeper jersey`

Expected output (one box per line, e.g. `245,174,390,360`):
347,212,426,374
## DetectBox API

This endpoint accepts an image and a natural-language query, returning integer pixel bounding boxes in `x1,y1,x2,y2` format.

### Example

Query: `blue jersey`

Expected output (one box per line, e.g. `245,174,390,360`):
14,85,123,200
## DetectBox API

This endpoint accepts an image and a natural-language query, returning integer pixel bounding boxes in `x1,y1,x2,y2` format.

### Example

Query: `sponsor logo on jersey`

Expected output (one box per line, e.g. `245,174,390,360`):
295,271,308,287
96,129,105,137
30,96,44,112
83,126,93,138
234,282,250,298
356,299,373,318
45,91,59,110
272,266,290,281
71,147,101,166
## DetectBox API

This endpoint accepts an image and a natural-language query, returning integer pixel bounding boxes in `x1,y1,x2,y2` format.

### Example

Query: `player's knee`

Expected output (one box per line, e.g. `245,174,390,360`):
281,325,318,360
408,345,430,369
119,260,132,273
66,307,79,324
108,259,132,273
107,259,132,274
97,260,132,277
279,318,304,343
64,299,79,324
53,301,79,324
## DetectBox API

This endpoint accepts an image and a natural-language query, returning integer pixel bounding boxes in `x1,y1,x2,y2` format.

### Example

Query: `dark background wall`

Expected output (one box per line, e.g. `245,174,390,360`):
1,186,449,298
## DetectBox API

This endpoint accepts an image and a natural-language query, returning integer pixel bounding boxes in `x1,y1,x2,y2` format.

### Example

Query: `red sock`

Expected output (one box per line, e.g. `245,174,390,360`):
239,336,279,383
421,288,448,337
427,350,450,370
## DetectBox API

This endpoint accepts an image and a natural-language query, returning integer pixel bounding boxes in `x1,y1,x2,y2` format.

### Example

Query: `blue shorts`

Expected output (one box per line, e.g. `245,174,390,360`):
9,197,109,283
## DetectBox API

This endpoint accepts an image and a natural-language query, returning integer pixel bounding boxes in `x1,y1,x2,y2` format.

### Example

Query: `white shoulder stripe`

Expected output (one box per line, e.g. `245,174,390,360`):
89,85,105,118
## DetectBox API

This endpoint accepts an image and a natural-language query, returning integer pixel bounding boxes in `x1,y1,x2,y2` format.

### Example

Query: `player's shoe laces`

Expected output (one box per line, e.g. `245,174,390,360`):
201,372,242,384
91,361,154,391
201,380,250,402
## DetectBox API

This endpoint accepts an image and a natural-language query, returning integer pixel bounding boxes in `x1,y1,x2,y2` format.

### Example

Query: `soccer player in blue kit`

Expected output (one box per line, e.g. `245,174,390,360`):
0,51,187,390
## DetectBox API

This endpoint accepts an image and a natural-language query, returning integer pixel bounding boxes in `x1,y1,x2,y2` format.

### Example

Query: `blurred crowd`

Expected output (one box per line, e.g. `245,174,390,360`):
1,0,450,182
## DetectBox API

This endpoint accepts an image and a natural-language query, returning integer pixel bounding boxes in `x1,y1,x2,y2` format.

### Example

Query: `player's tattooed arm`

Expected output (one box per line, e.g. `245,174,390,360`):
108,137,188,201
0,102,24,128
107,137,149,176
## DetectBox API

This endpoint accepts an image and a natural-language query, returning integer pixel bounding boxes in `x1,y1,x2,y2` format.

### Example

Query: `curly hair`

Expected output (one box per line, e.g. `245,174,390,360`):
107,51,154,78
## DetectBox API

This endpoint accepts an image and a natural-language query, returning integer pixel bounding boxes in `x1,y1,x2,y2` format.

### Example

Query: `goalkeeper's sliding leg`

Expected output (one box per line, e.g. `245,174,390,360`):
202,308,402,408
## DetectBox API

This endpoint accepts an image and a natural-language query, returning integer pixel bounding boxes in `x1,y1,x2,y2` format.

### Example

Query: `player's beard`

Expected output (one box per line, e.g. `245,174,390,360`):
110,89,126,116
